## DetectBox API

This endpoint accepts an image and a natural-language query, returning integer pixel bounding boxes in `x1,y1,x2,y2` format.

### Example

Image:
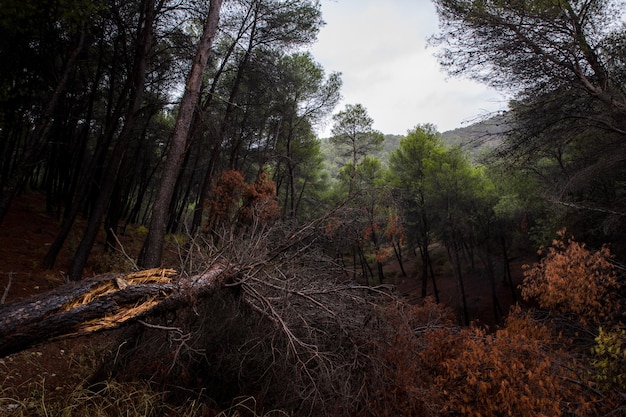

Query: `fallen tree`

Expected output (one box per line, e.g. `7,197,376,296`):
0,211,408,416
0,211,331,358
0,264,229,358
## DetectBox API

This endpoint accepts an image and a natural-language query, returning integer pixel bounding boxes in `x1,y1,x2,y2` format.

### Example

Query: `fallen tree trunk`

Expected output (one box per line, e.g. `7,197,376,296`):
0,264,228,358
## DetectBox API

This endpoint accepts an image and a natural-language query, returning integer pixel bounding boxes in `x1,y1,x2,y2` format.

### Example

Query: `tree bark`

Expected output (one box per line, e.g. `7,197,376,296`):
139,0,224,268
0,28,86,225
189,8,250,234
0,265,228,358
67,0,156,280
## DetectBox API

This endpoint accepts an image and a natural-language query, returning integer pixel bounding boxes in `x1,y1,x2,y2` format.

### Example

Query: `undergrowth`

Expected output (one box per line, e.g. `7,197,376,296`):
0,380,286,416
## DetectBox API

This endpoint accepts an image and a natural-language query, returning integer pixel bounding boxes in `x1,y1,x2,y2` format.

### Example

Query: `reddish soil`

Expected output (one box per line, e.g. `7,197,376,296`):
0,194,122,403
0,193,530,404
0,193,67,302
389,254,527,327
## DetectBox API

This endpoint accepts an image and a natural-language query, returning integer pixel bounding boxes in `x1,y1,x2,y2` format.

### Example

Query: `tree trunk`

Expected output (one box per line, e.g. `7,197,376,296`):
188,22,243,234
391,240,407,277
427,248,439,303
500,234,517,302
68,0,156,280
483,238,503,325
419,245,428,297
0,265,228,359
449,238,469,325
190,12,256,234
139,0,224,268
0,28,86,225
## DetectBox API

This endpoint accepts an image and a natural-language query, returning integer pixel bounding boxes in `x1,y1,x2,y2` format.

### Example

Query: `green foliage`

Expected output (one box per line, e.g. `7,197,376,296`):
330,103,384,183
387,124,444,190
267,51,341,219
256,0,323,48
591,327,626,391
433,0,626,249
387,124,499,256
386,125,447,248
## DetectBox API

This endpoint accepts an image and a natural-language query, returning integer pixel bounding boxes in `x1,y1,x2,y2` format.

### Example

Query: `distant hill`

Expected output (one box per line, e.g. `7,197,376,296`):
440,112,512,160
320,113,513,176
319,134,403,178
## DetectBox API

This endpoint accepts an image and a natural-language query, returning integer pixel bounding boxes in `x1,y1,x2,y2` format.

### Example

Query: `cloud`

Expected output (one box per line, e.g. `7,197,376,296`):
310,0,508,136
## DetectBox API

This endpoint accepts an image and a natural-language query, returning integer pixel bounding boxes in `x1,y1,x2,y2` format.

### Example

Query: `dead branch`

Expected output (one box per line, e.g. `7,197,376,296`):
1,271,12,304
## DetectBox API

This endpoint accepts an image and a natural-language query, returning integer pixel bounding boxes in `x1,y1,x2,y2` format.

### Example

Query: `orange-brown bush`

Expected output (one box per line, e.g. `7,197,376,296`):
520,229,621,324
366,298,455,417
204,170,279,234
238,170,279,225
421,308,596,416
366,299,600,416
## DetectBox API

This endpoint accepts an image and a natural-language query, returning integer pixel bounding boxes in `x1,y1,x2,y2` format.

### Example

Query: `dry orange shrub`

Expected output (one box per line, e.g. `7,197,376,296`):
368,300,600,416
420,308,595,417
204,170,278,233
367,299,455,417
204,169,247,232
238,171,279,225
520,229,621,324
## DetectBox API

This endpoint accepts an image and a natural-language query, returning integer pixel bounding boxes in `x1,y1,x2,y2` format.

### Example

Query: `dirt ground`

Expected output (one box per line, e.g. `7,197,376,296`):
0,193,530,405
0,194,124,404
387,249,527,327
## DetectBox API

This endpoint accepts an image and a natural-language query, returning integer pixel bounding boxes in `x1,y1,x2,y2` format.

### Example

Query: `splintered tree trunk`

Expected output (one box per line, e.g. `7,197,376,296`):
139,0,224,268
0,265,228,358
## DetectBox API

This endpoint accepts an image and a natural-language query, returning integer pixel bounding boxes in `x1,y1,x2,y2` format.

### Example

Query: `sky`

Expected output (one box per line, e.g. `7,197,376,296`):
309,0,509,136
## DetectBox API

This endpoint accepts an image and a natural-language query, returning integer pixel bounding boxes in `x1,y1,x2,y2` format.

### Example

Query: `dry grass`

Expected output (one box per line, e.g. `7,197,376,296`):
0,379,201,416
0,378,290,416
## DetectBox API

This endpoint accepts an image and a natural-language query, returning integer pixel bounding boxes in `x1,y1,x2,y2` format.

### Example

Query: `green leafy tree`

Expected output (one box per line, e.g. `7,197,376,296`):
389,125,502,321
429,146,488,324
270,52,341,220
388,124,447,300
330,104,384,194
189,0,328,230
432,0,626,248
337,156,391,284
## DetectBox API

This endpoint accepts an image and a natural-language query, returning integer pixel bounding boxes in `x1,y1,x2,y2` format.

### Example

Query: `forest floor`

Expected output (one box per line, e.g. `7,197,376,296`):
0,193,530,409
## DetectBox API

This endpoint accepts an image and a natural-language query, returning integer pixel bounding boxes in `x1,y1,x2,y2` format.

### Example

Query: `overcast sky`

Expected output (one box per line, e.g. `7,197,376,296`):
309,0,509,136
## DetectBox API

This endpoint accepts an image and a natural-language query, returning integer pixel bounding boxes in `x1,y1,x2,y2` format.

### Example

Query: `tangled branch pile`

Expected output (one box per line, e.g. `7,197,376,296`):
5,212,624,416
98,213,621,416
107,215,403,415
